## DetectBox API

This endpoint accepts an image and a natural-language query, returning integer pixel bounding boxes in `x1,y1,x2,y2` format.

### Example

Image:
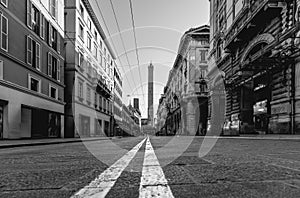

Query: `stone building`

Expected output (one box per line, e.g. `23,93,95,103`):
160,25,210,136
113,65,123,136
64,0,115,137
208,0,300,135
0,0,65,139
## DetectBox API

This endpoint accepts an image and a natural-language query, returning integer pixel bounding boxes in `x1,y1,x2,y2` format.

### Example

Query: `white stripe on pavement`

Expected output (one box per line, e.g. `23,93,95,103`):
139,137,174,198
72,138,147,198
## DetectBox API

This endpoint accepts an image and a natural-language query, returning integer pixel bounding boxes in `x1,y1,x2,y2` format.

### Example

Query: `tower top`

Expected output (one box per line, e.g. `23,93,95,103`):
149,62,154,69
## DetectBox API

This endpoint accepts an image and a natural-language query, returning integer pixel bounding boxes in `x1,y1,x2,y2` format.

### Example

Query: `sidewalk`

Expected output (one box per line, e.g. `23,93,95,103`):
0,137,120,149
212,134,300,140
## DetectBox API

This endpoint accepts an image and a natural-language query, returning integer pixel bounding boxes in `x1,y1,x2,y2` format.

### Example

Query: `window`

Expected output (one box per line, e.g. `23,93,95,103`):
87,18,92,30
234,0,244,17
48,25,59,52
200,50,206,62
26,36,40,70
94,30,98,40
94,92,98,107
32,4,40,35
93,42,98,59
28,74,41,92
78,79,83,99
79,23,84,39
87,61,92,76
40,14,45,39
78,51,84,68
1,15,8,51
87,87,91,103
52,27,58,50
100,40,103,49
1,0,7,7
47,52,60,81
79,4,84,17
27,0,32,28
87,34,91,50
50,0,58,19
49,84,58,99
99,96,102,109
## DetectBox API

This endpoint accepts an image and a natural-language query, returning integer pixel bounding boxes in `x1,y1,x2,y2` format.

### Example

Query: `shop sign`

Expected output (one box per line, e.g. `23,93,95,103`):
271,103,290,115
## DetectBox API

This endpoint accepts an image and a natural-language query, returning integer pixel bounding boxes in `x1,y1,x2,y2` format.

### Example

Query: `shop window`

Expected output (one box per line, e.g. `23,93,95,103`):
28,74,41,93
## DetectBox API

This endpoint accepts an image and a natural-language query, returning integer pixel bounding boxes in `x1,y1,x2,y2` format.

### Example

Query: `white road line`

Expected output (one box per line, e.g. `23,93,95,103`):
139,137,174,198
72,138,147,198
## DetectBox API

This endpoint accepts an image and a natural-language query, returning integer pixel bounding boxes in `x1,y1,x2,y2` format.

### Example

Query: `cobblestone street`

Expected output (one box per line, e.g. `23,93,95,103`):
0,136,299,198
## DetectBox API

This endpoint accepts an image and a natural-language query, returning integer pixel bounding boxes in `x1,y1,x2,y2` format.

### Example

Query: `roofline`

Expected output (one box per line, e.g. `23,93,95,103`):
82,0,117,59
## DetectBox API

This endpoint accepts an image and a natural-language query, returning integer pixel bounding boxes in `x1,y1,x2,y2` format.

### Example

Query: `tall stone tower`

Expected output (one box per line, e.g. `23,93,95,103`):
148,62,154,126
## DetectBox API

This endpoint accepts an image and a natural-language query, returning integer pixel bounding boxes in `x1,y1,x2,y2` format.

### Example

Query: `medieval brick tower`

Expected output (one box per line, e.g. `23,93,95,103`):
148,62,154,126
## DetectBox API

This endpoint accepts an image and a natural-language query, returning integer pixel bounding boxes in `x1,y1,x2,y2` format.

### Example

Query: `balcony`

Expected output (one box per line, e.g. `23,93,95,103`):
96,79,112,99
225,0,285,49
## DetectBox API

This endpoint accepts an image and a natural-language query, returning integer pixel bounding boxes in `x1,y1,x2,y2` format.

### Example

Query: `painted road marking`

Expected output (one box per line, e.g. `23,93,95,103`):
139,137,174,198
72,138,147,198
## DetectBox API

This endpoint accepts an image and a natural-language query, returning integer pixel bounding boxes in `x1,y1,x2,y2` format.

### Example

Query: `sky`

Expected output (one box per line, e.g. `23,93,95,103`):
89,0,210,118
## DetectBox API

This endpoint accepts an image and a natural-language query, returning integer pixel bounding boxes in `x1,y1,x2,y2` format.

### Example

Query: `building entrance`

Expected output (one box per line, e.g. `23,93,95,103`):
253,73,270,134
0,105,3,139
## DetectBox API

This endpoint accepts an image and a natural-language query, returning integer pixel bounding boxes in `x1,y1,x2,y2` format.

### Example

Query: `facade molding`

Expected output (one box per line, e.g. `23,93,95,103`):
240,33,275,63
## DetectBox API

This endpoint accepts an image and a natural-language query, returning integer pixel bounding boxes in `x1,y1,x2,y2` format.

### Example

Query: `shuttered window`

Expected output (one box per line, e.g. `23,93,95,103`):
1,15,8,51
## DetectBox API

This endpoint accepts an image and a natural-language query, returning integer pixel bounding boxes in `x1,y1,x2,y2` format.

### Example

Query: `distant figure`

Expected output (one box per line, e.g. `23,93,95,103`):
48,114,57,137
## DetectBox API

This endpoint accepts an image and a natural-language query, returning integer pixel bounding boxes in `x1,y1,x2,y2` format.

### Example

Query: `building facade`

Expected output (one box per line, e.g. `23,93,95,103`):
121,104,141,136
208,0,300,135
64,0,115,138
0,0,65,139
113,65,123,136
158,26,210,136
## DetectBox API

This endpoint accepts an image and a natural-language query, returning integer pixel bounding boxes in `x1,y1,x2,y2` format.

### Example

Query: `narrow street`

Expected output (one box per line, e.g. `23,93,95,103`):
0,137,299,198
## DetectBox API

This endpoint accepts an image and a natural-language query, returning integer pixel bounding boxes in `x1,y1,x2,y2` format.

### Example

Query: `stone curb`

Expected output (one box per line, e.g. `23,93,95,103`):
0,137,121,149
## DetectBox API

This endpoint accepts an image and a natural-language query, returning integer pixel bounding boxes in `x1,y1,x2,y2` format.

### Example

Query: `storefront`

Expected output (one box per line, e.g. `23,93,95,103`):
79,114,90,137
21,105,62,138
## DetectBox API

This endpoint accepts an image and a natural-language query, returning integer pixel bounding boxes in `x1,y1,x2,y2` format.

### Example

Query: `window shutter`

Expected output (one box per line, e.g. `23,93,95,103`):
48,52,52,77
57,59,60,82
57,35,60,54
36,43,40,70
27,36,32,65
26,0,32,28
48,23,52,46
40,13,44,39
